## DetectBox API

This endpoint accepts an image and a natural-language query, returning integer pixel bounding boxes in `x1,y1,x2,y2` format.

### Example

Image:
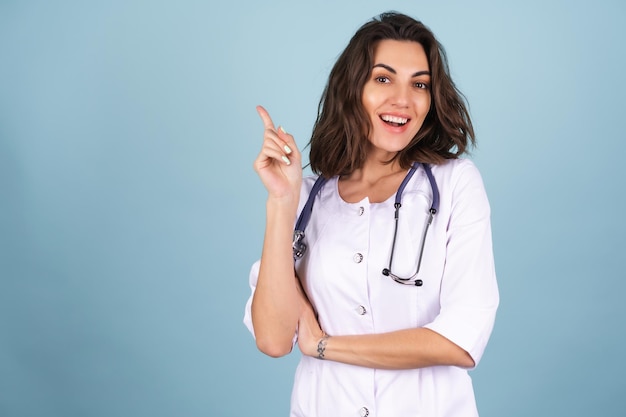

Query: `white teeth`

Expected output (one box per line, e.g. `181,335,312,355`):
381,114,408,124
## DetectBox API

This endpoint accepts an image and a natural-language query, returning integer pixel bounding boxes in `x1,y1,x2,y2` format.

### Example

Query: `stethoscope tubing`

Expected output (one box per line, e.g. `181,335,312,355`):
292,162,439,263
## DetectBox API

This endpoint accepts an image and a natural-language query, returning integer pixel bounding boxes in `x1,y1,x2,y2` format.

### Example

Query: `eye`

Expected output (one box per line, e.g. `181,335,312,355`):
414,82,429,89
375,76,390,83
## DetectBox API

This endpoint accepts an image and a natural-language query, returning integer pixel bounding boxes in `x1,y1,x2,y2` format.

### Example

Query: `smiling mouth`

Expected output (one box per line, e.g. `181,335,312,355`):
380,114,409,127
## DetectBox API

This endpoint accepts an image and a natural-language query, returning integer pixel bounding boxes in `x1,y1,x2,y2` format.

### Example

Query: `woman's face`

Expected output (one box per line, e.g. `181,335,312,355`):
361,39,431,158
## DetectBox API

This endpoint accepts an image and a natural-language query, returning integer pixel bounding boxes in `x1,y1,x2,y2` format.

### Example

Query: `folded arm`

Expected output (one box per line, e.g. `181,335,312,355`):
295,285,474,369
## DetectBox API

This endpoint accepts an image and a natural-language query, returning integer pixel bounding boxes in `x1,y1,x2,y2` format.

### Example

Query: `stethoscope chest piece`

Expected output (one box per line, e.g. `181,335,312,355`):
293,230,306,259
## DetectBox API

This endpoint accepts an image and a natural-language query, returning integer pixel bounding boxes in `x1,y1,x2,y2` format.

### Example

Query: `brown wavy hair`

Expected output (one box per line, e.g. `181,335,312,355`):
308,12,475,177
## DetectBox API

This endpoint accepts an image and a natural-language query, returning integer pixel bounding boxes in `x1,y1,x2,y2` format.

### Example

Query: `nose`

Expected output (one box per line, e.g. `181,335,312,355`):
390,83,410,107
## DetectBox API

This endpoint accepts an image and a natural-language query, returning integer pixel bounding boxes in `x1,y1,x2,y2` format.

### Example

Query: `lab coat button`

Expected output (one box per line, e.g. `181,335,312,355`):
359,407,369,417
358,206,365,216
357,305,367,315
353,253,363,263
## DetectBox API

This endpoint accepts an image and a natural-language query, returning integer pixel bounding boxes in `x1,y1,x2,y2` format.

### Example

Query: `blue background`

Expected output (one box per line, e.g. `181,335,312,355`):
1,0,624,416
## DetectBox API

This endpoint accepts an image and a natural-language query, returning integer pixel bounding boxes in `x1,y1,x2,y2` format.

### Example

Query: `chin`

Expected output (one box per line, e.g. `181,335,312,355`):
379,140,413,154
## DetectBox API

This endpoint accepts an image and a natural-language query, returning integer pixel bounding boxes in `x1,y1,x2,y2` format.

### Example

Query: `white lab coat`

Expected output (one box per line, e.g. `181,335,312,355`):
244,158,499,417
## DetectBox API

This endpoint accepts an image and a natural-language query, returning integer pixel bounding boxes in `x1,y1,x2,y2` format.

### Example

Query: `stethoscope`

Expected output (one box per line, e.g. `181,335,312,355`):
292,162,439,287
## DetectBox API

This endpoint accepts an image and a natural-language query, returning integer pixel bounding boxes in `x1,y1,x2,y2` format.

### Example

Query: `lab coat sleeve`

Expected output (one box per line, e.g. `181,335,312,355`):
423,160,499,368
243,259,261,339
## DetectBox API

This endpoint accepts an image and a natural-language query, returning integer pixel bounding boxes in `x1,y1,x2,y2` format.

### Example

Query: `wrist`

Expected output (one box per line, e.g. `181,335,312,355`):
266,184,301,206
265,195,299,229
316,333,330,360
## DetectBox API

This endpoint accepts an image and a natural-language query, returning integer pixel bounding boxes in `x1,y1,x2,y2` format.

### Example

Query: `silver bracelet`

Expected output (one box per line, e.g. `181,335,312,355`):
316,334,330,359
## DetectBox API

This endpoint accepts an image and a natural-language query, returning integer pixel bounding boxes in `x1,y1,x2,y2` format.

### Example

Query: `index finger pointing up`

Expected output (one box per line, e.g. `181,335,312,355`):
256,105,275,130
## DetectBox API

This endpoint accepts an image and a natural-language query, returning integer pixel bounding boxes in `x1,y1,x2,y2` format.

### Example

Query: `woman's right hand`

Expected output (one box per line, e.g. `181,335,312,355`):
253,105,302,201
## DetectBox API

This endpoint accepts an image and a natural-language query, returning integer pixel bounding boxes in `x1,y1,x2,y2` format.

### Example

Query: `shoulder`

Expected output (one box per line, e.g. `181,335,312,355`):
430,158,487,196
429,158,491,215
302,175,319,192
430,158,482,181
297,174,336,215
300,174,328,200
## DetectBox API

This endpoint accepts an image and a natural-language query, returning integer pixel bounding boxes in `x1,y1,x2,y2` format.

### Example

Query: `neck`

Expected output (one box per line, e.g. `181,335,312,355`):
346,152,404,185
338,153,409,203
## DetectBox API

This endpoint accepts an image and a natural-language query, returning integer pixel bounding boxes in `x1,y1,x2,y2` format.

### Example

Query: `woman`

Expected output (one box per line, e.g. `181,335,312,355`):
244,11,499,417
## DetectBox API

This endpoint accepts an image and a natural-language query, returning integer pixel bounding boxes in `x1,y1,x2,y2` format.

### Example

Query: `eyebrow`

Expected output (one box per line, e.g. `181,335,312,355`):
373,63,430,77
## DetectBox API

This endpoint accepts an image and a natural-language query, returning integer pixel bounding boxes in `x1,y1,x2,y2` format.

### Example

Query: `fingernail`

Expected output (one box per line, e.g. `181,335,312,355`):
281,155,291,165
279,126,287,134
283,145,292,154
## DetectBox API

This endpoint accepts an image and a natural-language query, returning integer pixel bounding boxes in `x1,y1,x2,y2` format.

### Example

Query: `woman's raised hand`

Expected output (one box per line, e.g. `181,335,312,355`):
253,105,302,201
